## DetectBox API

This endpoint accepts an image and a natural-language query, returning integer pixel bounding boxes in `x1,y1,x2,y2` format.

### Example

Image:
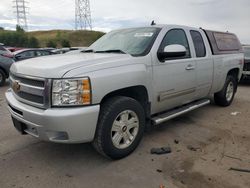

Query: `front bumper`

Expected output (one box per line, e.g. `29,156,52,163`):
5,89,100,143
242,71,250,76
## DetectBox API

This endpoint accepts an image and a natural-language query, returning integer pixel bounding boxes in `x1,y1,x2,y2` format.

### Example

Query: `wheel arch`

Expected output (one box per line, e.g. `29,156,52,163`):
100,85,151,119
227,68,240,81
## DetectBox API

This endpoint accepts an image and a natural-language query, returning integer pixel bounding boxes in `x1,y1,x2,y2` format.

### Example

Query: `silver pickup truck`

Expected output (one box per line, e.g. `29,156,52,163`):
5,25,243,159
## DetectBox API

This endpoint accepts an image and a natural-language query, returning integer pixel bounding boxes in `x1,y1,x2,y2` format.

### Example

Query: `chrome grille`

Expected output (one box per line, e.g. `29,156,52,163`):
9,73,50,109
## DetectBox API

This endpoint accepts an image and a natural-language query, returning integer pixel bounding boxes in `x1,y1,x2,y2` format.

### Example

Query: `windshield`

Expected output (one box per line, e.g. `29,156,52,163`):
87,27,161,56
243,46,250,59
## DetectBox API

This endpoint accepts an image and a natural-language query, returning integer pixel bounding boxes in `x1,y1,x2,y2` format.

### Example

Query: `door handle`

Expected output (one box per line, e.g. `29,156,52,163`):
186,64,195,70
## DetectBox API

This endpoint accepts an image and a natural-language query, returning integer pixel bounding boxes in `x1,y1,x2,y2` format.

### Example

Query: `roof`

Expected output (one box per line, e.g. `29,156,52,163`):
13,48,50,55
152,24,200,30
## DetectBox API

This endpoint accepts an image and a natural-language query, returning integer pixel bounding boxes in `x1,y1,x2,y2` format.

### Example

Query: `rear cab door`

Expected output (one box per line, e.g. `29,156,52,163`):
189,29,213,99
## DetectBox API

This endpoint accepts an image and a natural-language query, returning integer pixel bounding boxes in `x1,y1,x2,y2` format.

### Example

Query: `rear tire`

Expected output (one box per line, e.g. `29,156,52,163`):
214,75,237,107
0,69,6,86
93,96,145,159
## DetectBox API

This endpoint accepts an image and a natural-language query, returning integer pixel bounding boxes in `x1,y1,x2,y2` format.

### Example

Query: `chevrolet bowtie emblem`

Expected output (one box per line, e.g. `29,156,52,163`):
13,81,21,93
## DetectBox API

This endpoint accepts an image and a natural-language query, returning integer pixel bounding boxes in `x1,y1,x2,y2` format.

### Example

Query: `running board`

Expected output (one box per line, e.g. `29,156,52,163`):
152,99,210,125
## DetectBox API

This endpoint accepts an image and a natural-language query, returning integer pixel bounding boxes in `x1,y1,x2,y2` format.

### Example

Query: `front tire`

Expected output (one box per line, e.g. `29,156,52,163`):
0,69,6,86
214,75,237,107
93,96,145,159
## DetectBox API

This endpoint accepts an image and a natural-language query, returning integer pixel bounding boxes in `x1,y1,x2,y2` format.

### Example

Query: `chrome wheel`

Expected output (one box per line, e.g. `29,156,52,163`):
226,81,234,102
111,110,139,149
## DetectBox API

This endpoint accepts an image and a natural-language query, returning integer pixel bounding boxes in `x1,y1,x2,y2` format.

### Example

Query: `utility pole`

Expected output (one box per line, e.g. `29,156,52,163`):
13,0,29,31
75,0,92,30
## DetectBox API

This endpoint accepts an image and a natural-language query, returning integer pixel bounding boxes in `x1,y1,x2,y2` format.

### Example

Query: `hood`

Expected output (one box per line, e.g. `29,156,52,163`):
10,53,133,78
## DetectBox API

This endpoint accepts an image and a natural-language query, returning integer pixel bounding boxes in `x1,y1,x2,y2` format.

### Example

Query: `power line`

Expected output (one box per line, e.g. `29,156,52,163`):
13,0,29,31
75,0,92,30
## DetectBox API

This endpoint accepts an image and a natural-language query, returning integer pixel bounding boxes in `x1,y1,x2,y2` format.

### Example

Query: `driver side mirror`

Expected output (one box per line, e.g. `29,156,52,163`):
158,44,187,61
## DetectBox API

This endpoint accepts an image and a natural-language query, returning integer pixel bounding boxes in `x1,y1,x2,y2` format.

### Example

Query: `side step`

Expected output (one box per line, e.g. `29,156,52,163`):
152,99,210,125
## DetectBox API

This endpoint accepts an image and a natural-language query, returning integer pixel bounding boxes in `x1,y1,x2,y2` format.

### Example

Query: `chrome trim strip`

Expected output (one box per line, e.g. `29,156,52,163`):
158,87,196,102
10,72,46,81
11,89,45,108
19,83,44,96
44,79,52,109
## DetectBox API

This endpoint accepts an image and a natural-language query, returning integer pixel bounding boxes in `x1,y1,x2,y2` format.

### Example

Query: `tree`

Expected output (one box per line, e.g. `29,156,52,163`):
46,40,57,48
61,39,70,47
28,37,39,48
16,25,25,33
0,27,4,30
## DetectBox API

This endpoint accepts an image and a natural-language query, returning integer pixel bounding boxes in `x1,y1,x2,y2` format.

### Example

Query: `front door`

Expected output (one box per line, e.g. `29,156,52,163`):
152,28,196,114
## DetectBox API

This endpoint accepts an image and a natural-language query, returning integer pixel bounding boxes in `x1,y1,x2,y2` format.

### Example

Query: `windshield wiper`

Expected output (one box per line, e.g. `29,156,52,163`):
81,49,95,53
95,49,127,54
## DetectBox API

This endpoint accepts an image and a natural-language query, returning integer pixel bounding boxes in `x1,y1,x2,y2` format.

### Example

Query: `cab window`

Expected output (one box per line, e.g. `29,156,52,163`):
190,30,206,57
159,29,191,59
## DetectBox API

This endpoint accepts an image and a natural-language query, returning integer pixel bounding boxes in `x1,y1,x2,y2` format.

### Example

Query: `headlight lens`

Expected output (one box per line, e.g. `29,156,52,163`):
52,78,91,106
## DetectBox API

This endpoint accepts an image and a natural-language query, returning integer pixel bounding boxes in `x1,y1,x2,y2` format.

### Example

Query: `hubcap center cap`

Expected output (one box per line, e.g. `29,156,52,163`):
122,126,127,132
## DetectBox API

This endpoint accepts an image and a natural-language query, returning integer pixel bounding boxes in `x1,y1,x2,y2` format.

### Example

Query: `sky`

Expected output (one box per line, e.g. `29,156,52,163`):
0,0,250,44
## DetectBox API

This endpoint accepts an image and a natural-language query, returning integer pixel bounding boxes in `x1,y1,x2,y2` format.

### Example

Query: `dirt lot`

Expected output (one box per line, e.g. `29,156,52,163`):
0,80,249,188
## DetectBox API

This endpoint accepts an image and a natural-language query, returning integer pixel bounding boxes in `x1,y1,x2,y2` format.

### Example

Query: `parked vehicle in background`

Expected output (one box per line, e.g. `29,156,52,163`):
52,47,87,54
6,47,25,53
52,48,70,54
6,25,243,159
66,47,87,55
0,54,14,86
0,45,13,56
242,45,250,80
13,49,55,62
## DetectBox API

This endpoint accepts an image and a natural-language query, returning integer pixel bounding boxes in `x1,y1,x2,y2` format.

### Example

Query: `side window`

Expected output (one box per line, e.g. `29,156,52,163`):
37,51,50,56
190,30,206,57
36,51,42,56
159,29,191,59
18,51,35,58
42,51,50,55
0,46,6,51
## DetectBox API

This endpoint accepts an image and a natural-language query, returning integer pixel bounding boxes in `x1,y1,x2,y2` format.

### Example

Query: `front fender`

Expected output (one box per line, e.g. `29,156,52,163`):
87,64,152,104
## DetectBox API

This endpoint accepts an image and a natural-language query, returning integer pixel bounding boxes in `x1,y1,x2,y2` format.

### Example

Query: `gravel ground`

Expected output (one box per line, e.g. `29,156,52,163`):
0,80,249,188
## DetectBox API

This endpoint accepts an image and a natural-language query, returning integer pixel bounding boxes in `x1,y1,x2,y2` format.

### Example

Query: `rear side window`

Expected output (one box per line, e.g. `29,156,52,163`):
190,30,206,57
214,33,240,51
204,30,242,55
159,29,191,59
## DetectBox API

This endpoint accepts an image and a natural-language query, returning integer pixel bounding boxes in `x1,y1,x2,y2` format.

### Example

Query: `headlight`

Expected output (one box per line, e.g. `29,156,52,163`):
52,78,91,106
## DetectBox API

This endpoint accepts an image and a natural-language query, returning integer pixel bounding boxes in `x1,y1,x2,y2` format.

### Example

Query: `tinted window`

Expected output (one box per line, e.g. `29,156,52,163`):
0,46,6,51
0,47,7,55
36,51,50,56
190,30,206,57
18,51,35,58
160,29,190,59
214,32,240,51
